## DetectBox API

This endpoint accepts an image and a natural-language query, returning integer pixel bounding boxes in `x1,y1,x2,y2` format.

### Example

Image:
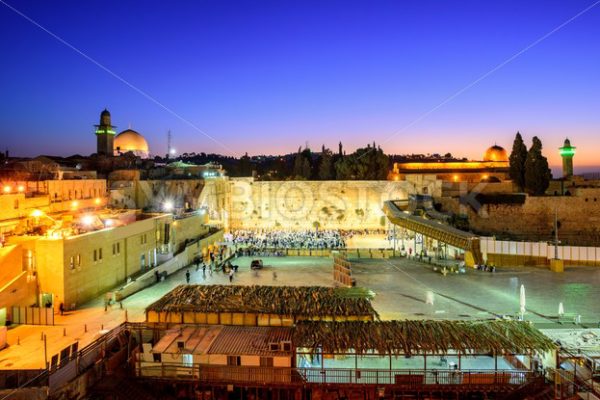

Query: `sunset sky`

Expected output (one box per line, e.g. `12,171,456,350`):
1,0,599,171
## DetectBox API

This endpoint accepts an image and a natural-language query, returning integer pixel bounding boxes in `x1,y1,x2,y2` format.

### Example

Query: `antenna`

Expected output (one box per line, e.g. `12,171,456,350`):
167,130,172,158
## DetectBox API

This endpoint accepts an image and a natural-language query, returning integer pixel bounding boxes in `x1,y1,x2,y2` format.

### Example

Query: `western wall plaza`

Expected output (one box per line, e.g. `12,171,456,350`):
2,2,600,399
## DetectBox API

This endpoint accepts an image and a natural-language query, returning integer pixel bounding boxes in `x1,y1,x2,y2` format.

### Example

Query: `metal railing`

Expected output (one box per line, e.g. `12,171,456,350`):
136,363,535,388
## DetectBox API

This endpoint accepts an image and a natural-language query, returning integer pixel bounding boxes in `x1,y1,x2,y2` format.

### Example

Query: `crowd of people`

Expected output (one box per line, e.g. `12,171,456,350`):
227,229,347,249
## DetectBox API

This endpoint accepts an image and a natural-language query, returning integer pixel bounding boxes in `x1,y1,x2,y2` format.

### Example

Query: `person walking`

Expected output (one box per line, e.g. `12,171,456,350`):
186,269,191,284
59,302,64,316
228,269,234,283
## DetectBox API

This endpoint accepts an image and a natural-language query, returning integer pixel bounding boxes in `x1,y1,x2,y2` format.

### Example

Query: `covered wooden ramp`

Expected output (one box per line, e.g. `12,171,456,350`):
383,200,484,266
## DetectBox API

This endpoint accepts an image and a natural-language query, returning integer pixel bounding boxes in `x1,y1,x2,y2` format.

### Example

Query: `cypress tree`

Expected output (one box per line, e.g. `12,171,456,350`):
509,132,528,190
524,136,551,195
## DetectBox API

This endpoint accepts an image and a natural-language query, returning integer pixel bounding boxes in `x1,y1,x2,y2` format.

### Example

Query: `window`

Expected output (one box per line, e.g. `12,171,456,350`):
112,242,121,255
141,234,148,245
152,353,162,362
260,357,273,367
182,354,193,367
76,254,81,267
93,248,102,262
227,356,241,366
69,256,75,270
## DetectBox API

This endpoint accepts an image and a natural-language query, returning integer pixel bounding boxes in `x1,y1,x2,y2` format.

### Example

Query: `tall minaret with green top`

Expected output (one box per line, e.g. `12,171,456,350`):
559,138,575,178
95,108,116,155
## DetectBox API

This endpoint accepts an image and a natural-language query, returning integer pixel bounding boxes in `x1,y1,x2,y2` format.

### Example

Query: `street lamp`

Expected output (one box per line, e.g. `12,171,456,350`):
82,215,94,226
163,201,174,212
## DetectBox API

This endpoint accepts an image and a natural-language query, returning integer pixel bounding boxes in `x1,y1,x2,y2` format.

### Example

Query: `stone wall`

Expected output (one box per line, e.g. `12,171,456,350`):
228,179,417,230
440,187,600,246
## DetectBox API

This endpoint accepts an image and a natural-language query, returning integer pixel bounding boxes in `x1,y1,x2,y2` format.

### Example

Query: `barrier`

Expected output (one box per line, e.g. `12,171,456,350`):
11,306,54,326
480,237,600,267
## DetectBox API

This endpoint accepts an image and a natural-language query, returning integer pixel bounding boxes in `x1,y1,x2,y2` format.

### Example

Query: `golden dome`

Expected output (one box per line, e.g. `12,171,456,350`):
483,145,508,162
114,129,149,157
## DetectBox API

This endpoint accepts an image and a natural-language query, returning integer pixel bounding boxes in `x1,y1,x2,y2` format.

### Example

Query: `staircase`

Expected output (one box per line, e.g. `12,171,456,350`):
501,376,550,400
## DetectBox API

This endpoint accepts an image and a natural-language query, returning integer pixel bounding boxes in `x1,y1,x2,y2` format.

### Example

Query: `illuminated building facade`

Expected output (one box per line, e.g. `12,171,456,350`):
388,145,510,183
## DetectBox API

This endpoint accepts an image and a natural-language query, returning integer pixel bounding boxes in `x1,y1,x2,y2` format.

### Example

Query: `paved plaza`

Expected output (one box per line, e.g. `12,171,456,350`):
2,254,600,369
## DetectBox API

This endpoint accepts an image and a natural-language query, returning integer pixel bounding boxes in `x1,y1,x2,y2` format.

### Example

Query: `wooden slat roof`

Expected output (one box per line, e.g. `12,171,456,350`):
294,320,556,355
146,285,377,319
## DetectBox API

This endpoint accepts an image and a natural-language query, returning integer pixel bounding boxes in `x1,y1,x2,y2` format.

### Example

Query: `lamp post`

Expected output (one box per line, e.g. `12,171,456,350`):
549,208,564,272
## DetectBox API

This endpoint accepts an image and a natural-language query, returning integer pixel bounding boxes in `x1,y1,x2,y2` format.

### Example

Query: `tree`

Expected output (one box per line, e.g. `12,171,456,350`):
317,146,333,180
239,152,252,176
524,136,551,195
509,132,528,190
293,147,312,179
334,143,389,180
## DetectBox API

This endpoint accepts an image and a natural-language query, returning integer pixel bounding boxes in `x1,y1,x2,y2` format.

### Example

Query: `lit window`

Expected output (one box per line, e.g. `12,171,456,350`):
69,256,75,270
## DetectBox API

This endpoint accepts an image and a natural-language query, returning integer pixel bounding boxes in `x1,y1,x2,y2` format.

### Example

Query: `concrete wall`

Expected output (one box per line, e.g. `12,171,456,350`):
0,245,37,321
109,179,205,211
228,179,416,230
59,215,171,309
35,238,65,311
46,180,106,203
114,229,224,301
172,214,209,253
0,245,23,285
34,215,171,310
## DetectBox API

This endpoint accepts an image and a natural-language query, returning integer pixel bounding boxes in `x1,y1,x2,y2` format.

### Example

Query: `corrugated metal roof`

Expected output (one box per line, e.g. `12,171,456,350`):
154,325,224,355
207,325,294,356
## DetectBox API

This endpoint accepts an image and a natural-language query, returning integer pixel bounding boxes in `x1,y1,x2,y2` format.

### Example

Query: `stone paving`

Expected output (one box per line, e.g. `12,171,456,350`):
2,254,600,369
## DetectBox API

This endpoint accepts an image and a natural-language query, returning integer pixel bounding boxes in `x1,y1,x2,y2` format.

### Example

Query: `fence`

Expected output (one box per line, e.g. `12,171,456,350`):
480,237,600,267
11,306,54,326
236,247,393,259
135,363,534,388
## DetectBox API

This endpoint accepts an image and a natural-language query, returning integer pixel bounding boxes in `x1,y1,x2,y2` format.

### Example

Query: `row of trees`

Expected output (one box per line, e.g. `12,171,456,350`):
509,132,551,195
291,142,389,180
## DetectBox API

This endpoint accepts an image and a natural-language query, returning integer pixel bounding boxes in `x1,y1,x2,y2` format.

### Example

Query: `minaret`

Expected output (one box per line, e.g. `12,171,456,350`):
559,138,575,178
95,109,116,155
